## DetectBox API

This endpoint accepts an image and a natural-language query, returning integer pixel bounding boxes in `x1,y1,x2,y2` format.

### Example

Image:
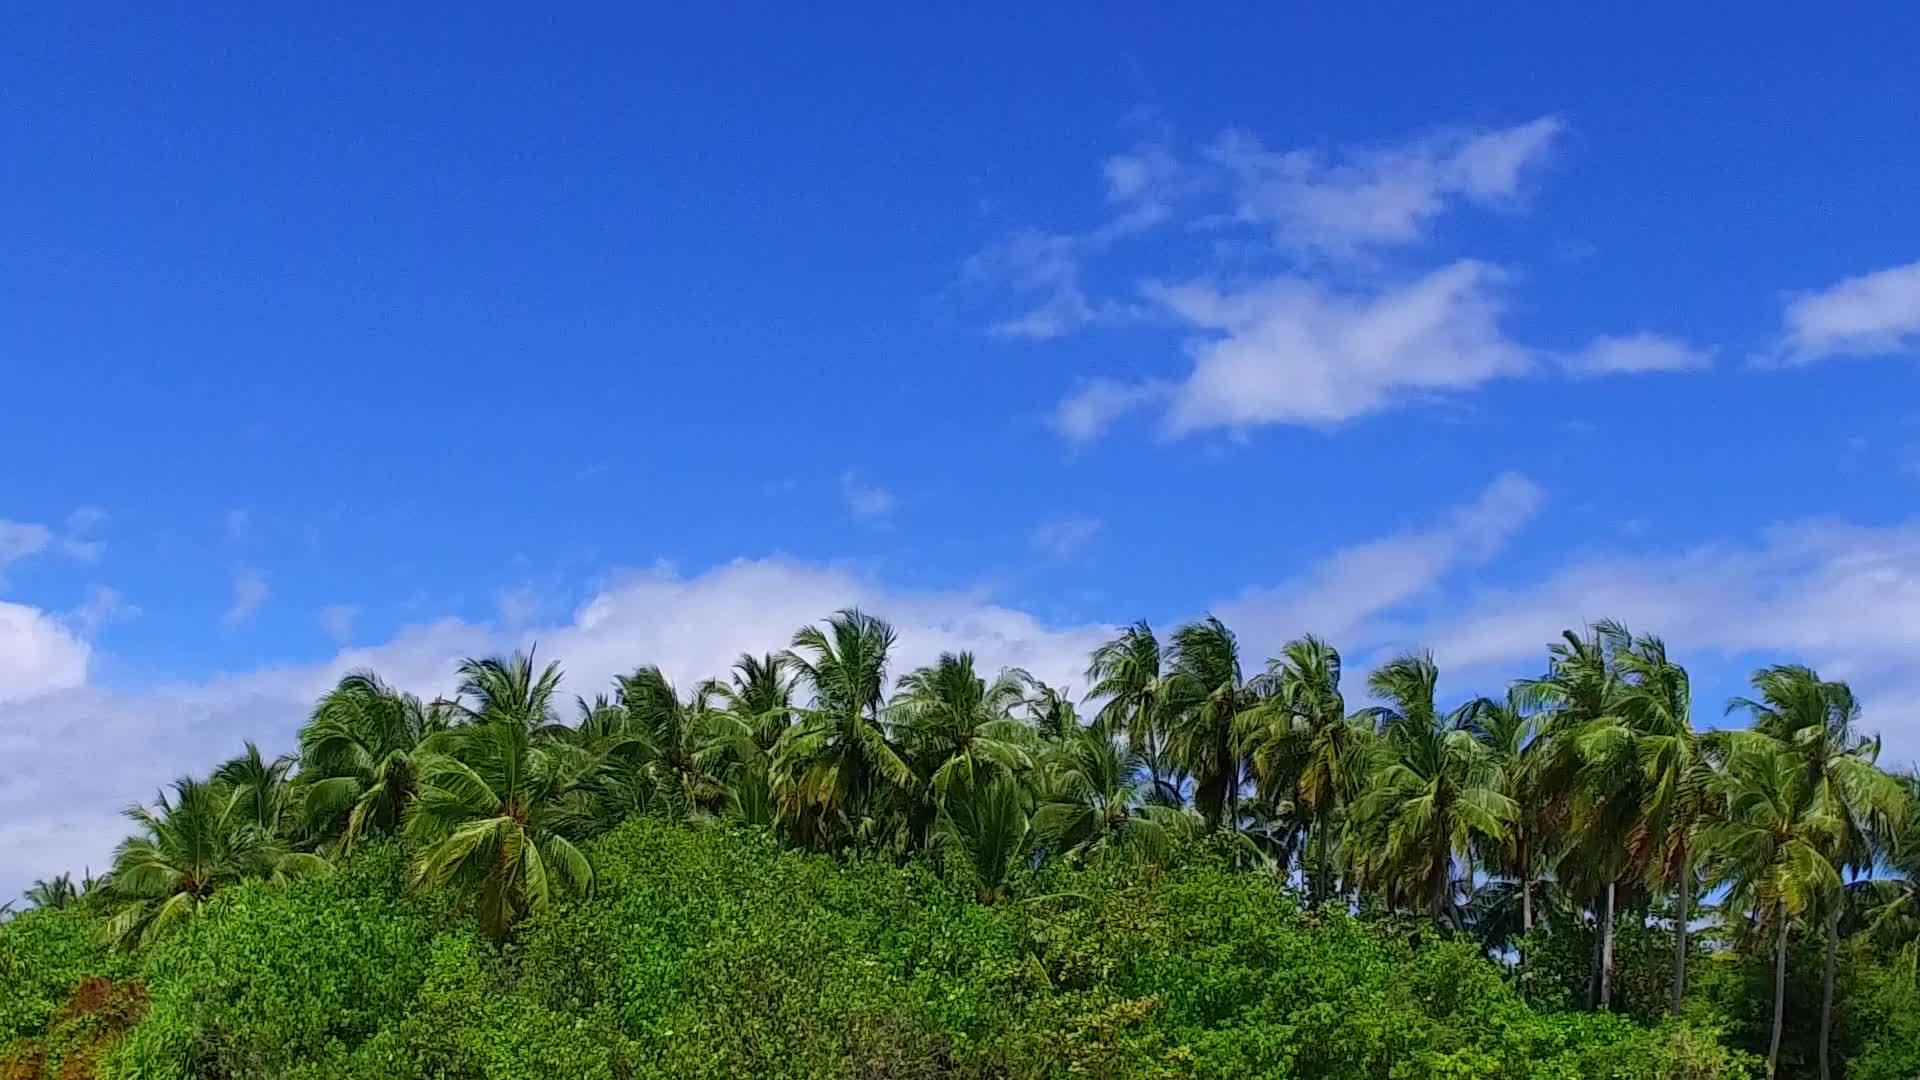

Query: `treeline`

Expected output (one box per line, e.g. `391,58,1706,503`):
5,610,1920,1078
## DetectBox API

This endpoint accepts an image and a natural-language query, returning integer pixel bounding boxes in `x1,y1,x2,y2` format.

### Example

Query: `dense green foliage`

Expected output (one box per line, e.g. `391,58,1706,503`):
5,609,1919,1076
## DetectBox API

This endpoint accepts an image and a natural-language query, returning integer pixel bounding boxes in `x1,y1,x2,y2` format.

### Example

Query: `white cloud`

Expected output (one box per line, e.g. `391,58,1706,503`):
1561,333,1714,377
0,601,89,705
1205,116,1564,256
224,569,269,628
0,557,1115,897
1030,515,1104,559
840,470,897,520
66,586,138,636
1219,472,1544,653
1780,259,1920,361
1152,260,1532,434
0,521,53,576
1052,378,1172,442
319,603,360,644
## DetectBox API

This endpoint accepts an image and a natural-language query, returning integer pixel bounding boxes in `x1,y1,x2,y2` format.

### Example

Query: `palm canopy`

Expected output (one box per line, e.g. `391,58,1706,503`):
892,652,1035,799
1032,724,1194,868
1162,616,1259,831
772,608,915,849
406,664,596,939
1349,652,1516,922
101,776,328,948
298,671,448,852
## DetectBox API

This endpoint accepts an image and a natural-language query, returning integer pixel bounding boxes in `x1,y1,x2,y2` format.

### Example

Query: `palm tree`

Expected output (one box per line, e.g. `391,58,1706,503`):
1019,674,1081,743
212,741,295,836
1608,631,1718,1017
101,776,329,947
1032,725,1193,867
1702,742,1843,1079
1084,622,1175,802
22,873,82,911
614,665,727,818
892,653,1035,800
932,778,1031,904
1729,665,1907,1079
1162,616,1258,832
1850,770,1920,971
774,609,915,850
406,659,596,938
1241,635,1367,906
1464,691,1555,943
1349,652,1515,923
299,671,449,853
1517,623,1632,1009
699,653,798,827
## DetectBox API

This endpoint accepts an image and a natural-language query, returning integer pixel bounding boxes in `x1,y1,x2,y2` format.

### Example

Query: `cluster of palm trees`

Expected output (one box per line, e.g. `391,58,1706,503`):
16,610,1918,1079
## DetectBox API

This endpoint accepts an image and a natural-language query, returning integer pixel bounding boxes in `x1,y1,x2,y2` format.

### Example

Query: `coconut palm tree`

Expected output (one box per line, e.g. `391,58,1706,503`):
1729,665,1907,1079
1084,621,1175,802
212,741,295,836
1607,631,1718,1017
1019,674,1081,743
1349,652,1515,923
1161,616,1258,832
21,873,82,912
1702,742,1843,1079
698,653,798,827
1032,725,1194,867
930,777,1030,904
101,776,329,947
406,664,596,939
773,609,915,850
892,652,1035,800
1463,691,1558,944
1241,635,1367,906
450,650,564,732
1516,623,1633,1009
298,671,450,853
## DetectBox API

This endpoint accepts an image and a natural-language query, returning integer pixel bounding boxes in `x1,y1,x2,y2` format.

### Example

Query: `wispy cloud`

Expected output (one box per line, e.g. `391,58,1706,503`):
1559,333,1714,377
1030,515,1104,560
840,470,897,520
319,603,360,644
0,521,53,576
67,586,138,635
1203,116,1563,257
224,568,269,628
1777,259,1920,362
224,508,253,544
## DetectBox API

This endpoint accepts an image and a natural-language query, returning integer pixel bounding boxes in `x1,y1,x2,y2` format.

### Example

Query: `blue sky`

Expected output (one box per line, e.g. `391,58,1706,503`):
5,6,1920,893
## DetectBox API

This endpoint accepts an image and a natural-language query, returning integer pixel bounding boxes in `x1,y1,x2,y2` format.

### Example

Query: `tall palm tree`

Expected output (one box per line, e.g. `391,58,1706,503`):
451,650,564,732
1241,635,1367,905
1464,691,1555,942
1162,616,1258,832
615,665,727,818
299,671,449,853
407,659,596,939
774,609,914,850
1702,742,1843,1079
1729,665,1906,1079
21,873,82,912
892,652,1035,800
101,776,329,947
1608,631,1718,1017
1032,724,1194,867
1849,770,1920,971
1084,622,1175,802
1350,652,1515,923
1517,623,1632,1009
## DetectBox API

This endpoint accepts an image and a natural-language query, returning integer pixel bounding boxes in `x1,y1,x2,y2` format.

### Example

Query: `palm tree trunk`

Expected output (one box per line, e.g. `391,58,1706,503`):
1819,905,1839,1080
1671,848,1690,1018
1599,880,1616,1010
1520,840,1533,935
1315,815,1330,908
1768,909,1789,1079
1589,908,1605,1009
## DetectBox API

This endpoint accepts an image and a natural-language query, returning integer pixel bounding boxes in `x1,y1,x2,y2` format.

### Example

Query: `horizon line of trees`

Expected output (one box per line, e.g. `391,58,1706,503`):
13,610,1919,1079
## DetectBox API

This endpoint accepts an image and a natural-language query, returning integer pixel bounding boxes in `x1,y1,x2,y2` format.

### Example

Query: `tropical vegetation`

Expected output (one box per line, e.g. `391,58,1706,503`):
5,609,1919,1077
